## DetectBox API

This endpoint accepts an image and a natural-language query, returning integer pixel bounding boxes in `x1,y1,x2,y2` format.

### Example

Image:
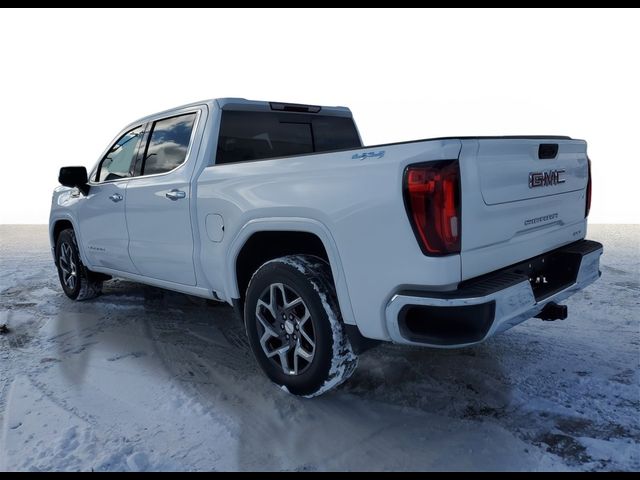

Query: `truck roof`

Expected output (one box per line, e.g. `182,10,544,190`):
132,98,354,125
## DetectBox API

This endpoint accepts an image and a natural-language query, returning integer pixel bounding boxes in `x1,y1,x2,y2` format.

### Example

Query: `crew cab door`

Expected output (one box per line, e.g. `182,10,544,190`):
125,110,202,286
78,125,144,273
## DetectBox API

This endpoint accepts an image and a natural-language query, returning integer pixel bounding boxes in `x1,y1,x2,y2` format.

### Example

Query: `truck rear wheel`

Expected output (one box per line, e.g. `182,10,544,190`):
244,255,358,397
55,228,102,301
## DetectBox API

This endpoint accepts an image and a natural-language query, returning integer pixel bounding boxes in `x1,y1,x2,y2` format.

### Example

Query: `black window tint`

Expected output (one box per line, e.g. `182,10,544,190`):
97,125,144,182
142,113,196,176
312,116,361,152
216,111,361,165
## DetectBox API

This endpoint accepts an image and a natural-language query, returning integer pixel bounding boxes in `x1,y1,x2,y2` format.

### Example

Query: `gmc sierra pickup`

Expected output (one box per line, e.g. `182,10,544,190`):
50,98,603,397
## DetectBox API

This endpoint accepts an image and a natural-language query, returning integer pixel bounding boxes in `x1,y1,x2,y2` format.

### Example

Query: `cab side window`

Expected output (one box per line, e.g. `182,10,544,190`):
141,113,196,176
96,125,144,182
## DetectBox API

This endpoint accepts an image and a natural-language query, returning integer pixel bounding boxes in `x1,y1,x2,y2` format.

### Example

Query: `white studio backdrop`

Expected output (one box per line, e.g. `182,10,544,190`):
0,8,638,225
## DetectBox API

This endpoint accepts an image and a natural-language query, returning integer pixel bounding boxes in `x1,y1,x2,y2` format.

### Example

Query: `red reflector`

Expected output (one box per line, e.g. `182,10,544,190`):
585,157,592,217
404,160,461,255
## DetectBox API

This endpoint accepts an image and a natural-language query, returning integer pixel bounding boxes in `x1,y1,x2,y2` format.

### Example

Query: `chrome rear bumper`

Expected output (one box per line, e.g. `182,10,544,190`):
385,240,603,348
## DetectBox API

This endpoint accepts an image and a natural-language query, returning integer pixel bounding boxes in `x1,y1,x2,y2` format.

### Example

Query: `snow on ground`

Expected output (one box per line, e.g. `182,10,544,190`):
0,224,638,471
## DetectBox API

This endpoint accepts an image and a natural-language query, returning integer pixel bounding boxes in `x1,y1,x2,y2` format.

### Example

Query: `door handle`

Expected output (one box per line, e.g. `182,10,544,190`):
109,193,123,203
165,189,186,201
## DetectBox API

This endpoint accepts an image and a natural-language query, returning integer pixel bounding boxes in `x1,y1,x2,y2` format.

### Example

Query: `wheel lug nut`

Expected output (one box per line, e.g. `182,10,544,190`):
286,334,289,339
280,323,284,329
295,325,299,330
289,314,293,320
293,334,297,340
282,313,286,319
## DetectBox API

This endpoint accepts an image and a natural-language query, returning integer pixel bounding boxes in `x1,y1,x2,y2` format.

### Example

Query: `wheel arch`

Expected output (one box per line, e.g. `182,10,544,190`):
227,218,356,326
52,219,73,245
50,215,91,267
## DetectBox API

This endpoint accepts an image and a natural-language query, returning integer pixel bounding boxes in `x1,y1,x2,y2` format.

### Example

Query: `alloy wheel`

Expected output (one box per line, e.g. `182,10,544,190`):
59,242,77,291
255,283,316,376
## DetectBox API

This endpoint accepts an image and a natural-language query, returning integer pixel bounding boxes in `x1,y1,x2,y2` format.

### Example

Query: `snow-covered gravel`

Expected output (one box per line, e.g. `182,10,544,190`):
0,225,638,471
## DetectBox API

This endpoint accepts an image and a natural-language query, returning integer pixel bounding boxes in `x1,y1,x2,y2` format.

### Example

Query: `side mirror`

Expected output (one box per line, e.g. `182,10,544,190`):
59,166,89,195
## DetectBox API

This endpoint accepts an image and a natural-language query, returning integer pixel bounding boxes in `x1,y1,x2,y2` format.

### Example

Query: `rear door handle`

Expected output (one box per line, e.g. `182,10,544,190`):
165,189,186,201
109,193,123,203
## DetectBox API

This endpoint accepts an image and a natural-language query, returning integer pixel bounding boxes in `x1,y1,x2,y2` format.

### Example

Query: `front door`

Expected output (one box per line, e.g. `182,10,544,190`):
125,112,199,286
78,125,145,273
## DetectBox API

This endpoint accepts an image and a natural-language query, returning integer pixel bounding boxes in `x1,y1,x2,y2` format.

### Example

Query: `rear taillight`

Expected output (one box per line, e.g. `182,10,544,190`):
404,160,461,256
585,157,592,217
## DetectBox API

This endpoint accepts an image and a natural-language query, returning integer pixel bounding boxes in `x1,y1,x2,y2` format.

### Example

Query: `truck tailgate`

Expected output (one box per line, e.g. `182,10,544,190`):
459,138,589,280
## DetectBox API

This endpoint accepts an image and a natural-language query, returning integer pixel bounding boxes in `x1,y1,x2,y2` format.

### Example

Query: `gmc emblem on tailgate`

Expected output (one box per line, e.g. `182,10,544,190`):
529,169,566,188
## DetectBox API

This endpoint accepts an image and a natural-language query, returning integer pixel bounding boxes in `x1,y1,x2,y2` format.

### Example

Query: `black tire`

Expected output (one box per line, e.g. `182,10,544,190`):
244,255,358,397
55,228,102,301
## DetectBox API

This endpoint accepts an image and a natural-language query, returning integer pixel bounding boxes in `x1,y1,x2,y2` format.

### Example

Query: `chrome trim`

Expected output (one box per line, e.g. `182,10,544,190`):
165,189,186,201
384,247,603,348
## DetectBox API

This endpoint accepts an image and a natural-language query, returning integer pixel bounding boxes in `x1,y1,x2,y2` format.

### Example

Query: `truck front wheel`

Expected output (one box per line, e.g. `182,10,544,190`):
55,228,103,301
244,255,358,397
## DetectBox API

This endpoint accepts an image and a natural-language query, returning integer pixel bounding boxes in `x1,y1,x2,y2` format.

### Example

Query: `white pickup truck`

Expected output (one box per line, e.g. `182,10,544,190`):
50,98,603,397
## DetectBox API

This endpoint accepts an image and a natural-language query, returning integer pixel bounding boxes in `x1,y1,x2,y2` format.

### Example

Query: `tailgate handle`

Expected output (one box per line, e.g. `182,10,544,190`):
538,143,558,159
